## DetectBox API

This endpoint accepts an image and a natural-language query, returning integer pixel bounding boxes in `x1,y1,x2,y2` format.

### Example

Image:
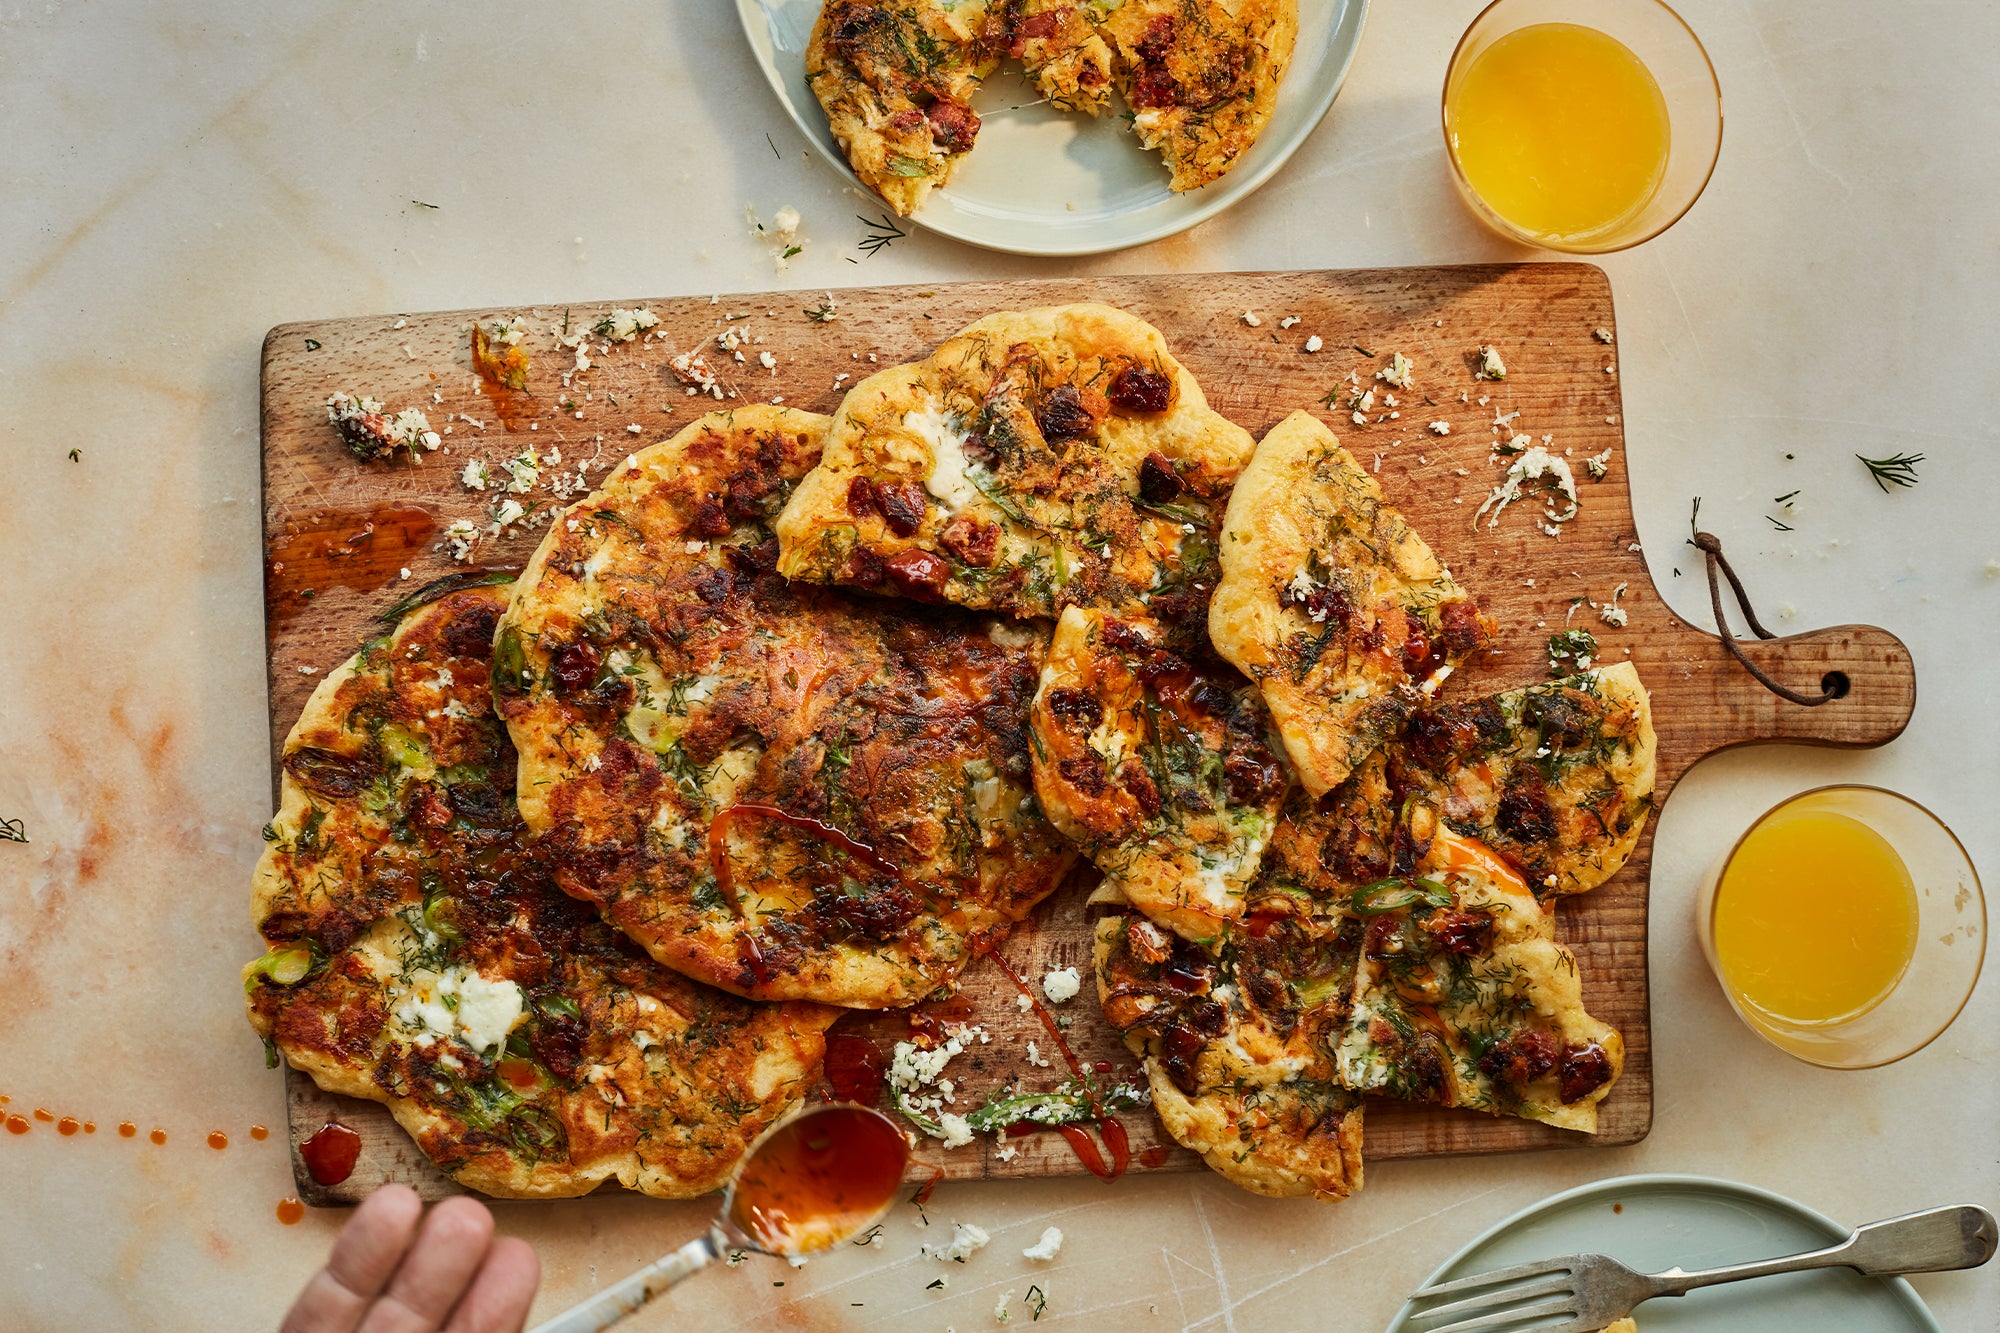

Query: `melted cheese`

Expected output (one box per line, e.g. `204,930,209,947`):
908,404,980,513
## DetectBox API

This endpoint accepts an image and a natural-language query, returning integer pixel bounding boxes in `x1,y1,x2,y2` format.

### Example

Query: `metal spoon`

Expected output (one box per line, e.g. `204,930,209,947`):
526,1103,910,1333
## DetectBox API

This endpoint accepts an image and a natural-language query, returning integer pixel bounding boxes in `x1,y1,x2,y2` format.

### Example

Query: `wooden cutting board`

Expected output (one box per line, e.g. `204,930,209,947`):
260,265,1914,1205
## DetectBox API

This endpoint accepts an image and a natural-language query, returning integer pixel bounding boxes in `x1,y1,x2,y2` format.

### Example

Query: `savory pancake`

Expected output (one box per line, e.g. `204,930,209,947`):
1334,823,1624,1133
244,584,836,1199
1396,664,1656,897
1031,606,1289,945
496,407,1074,1008
775,303,1254,648
1096,892,1364,1201
1097,0,1300,191
993,0,1117,115
1210,410,1496,797
1262,666,1654,905
807,1,997,216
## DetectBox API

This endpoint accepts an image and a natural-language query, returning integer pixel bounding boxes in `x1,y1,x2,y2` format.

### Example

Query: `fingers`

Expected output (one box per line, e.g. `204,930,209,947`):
444,1236,543,1333
355,1196,497,1333
281,1185,425,1333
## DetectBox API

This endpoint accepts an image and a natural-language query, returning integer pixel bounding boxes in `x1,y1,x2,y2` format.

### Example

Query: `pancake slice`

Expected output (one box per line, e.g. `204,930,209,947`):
776,303,1254,649
245,584,837,1199
1095,892,1364,1202
1334,823,1624,1133
807,1,997,217
496,406,1074,1008
1030,606,1289,945
994,1,1117,114
1396,664,1656,897
1210,410,1496,797
1098,0,1300,191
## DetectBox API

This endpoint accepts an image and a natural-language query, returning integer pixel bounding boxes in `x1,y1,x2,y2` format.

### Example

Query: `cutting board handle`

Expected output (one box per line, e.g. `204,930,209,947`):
1650,621,1915,771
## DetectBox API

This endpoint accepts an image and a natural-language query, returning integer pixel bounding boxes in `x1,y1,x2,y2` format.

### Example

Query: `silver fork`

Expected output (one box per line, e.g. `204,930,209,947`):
1406,1203,1996,1333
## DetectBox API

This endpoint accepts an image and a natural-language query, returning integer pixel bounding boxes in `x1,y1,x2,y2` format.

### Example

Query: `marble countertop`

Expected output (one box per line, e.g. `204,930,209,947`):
2,2,1994,1328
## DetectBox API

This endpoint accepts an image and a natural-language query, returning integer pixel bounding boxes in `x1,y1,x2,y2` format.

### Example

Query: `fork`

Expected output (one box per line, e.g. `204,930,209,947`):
1406,1203,1996,1333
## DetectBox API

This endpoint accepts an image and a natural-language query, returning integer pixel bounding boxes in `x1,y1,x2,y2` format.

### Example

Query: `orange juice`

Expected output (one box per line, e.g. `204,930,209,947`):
1712,808,1920,1028
1446,22,1671,243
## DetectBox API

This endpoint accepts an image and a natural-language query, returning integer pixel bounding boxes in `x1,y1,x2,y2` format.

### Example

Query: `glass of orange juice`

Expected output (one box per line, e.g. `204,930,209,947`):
1694,786,1985,1069
1443,0,1723,252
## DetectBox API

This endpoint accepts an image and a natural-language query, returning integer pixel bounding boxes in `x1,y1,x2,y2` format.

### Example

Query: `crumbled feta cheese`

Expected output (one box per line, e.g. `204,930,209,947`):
996,1290,1014,1323
1241,311,1262,327
1477,447,1580,532
1015,993,1034,1012
1023,1227,1063,1262
460,459,490,491
1428,421,1451,436
1594,327,1615,344
444,518,481,562
1476,345,1507,380
595,307,659,343
1279,316,1301,329
921,1222,992,1263
1040,967,1081,1004
1377,352,1414,389
1304,335,1324,353
1585,448,1613,479
937,1113,974,1149
502,449,540,494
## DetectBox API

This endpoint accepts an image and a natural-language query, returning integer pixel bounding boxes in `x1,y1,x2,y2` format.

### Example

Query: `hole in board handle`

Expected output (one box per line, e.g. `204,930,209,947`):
1821,671,1852,700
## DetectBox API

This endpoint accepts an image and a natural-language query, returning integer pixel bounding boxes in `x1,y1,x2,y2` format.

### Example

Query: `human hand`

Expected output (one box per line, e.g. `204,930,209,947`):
281,1184,541,1333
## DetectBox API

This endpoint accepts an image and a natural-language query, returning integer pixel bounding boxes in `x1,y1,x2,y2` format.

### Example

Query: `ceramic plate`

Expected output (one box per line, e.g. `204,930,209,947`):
735,0,1371,256
1387,1175,1940,1333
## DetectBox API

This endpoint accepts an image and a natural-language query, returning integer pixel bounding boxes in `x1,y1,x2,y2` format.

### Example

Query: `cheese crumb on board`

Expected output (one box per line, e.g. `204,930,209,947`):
1240,311,1262,327
1023,1227,1064,1262
1476,345,1507,380
1304,335,1324,353
1040,967,1081,1004
1428,421,1451,436
1376,352,1414,389
1477,446,1580,532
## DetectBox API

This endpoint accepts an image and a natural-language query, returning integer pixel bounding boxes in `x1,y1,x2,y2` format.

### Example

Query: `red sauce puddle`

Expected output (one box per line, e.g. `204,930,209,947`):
249,1125,271,1142
117,1122,138,1139
975,942,1129,1181
301,1120,361,1186
1139,1145,1171,1169
148,1129,167,1146
57,1117,80,1137
207,1131,230,1151
4,1115,28,1135
824,1033,887,1105
277,1198,306,1226
266,505,440,630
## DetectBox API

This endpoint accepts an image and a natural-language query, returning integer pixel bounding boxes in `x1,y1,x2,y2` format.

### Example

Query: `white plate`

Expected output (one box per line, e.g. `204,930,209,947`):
1387,1174,1940,1333
735,0,1371,256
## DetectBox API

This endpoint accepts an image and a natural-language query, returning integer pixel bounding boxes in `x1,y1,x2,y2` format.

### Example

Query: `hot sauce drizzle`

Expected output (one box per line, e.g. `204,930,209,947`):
249,1124,271,1141
300,1121,361,1186
710,803,905,986
57,1117,80,1136
974,942,1130,1181
207,1131,230,1151
118,1122,138,1139
4,1115,27,1135
149,1129,167,1146
276,1198,306,1225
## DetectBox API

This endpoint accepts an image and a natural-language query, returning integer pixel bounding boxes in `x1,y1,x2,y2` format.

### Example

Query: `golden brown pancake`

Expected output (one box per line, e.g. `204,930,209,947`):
1210,410,1496,796
776,303,1254,650
1031,606,1290,945
245,584,836,1198
496,407,1074,1008
1095,890,1364,1201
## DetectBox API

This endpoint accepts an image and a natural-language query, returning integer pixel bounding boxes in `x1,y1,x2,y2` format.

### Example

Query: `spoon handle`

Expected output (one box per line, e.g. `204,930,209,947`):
527,1225,729,1333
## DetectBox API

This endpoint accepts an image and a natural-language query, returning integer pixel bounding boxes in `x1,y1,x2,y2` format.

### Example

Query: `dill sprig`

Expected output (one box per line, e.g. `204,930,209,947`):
1857,451,1923,492
856,212,908,259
